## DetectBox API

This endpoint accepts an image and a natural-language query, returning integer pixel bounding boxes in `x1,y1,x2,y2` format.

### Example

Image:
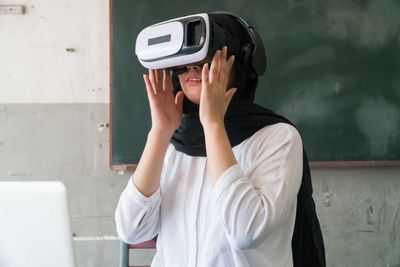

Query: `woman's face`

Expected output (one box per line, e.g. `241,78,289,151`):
178,64,235,104
178,65,203,104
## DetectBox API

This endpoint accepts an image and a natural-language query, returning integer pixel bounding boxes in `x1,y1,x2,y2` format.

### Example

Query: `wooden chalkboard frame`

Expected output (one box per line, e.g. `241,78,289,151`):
110,161,400,172
109,0,400,171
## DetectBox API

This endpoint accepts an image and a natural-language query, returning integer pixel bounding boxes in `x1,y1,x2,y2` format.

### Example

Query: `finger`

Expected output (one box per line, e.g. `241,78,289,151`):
143,74,154,96
175,91,185,114
220,46,231,68
218,46,228,77
227,54,235,68
221,55,235,85
155,69,162,83
209,50,221,84
149,69,158,94
225,87,237,106
163,69,173,92
221,46,228,67
201,63,210,90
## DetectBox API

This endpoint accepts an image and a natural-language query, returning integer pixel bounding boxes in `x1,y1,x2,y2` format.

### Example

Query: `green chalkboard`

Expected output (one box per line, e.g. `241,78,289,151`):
110,0,400,169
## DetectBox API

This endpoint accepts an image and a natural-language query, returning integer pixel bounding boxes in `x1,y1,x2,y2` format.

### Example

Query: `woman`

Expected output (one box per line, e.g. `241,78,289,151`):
116,13,325,267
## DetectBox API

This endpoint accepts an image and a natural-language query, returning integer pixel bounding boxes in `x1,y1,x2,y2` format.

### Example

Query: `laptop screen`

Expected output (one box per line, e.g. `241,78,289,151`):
0,181,76,267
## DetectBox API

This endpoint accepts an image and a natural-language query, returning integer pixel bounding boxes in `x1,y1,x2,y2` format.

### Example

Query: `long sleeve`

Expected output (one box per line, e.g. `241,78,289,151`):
210,124,303,251
115,177,162,244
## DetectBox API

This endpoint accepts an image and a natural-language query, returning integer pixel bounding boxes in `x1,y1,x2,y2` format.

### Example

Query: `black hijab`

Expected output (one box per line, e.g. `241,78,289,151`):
170,13,326,267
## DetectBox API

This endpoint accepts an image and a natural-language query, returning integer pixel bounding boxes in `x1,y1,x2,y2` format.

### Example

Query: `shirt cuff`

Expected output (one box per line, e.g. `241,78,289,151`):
124,175,161,207
211,164,245,204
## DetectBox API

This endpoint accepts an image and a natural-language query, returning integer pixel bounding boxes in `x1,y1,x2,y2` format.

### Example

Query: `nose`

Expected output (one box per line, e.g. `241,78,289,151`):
186,65,202,72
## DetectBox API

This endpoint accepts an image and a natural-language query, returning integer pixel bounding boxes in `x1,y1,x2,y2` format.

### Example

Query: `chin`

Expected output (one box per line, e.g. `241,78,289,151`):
187,96,200,105
182,89,201,104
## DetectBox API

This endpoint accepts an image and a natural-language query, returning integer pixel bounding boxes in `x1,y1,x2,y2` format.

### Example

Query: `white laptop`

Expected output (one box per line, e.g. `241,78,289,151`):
0,181,76,267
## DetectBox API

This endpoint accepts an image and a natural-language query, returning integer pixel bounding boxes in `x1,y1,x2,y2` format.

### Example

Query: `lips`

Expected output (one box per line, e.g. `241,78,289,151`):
186,77,201,82
185,76,202,86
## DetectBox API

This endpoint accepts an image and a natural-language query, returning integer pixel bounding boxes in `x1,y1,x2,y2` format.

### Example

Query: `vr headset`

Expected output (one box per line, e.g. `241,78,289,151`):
135,12,266,78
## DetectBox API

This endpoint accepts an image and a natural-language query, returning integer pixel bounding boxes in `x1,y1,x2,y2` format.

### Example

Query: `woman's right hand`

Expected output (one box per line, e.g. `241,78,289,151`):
143,69,185,139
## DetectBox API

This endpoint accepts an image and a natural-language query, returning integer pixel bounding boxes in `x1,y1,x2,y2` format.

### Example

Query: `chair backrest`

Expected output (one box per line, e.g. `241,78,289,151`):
120,240,156,267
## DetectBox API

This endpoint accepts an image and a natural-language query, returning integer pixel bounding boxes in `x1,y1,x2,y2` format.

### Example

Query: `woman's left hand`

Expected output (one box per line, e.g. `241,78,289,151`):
199,46,237,128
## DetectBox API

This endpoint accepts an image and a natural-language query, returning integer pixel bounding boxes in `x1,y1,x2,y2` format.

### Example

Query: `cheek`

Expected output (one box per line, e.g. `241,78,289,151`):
178,75,184,85
178,75,189,89
178,75,186,91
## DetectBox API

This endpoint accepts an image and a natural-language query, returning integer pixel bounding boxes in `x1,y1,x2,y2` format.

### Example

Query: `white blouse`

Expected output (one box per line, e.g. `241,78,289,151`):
115,123,303,267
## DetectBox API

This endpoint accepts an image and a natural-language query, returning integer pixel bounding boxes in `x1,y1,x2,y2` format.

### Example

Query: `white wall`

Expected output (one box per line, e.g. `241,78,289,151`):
0,2,126,266
0,0,109,103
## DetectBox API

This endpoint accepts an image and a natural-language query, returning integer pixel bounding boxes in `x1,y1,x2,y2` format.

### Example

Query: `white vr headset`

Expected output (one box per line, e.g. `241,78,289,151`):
135,12,266,77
